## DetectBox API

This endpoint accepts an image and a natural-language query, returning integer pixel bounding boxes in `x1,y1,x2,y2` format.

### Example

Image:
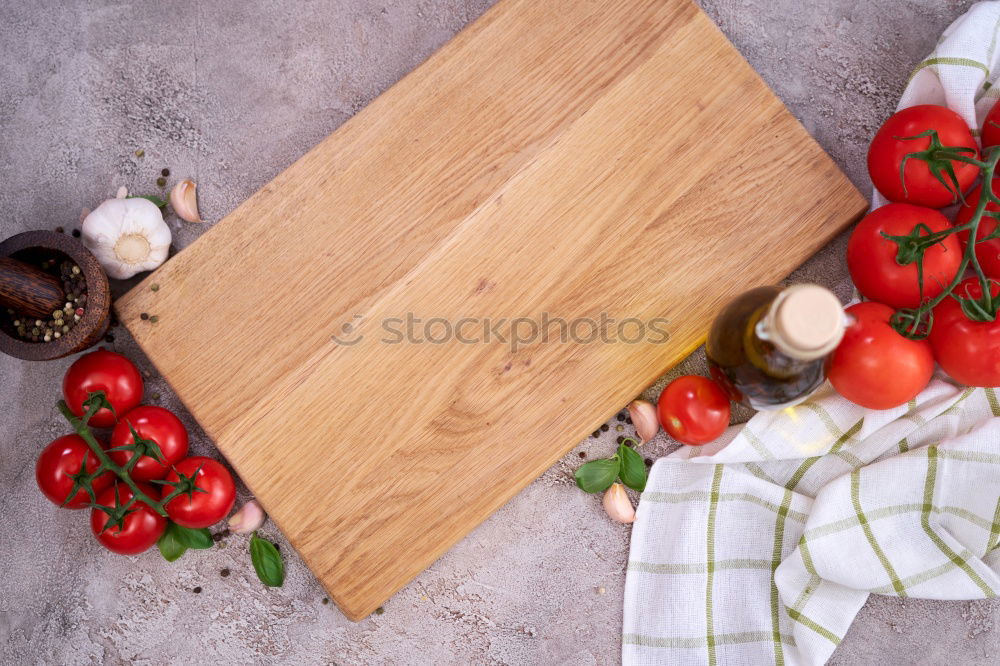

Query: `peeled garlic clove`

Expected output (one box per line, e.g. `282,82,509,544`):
81,197,172,279
603,483,635,524
228,499,266,534
115,186,128,199
628,399,659,444
170,178,202,223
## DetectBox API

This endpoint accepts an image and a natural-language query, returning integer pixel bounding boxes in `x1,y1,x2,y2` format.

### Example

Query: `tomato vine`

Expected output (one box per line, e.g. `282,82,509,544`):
886,138,1000,339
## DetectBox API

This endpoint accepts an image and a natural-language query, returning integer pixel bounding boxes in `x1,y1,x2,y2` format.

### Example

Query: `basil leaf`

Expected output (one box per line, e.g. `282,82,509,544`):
128,194,168,208
157,522,187,562
618,443,647,492
574,457,620,493
173,525,214,550
250,532,285,587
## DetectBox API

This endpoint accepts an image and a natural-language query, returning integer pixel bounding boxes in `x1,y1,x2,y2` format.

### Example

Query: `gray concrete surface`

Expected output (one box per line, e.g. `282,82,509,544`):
0,0,997,664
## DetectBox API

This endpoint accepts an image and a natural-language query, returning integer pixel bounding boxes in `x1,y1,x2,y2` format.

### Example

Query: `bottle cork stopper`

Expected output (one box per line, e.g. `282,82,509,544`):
770,284,844,360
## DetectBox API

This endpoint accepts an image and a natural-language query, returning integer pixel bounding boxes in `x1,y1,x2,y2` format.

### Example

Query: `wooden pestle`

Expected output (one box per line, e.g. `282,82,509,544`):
0,256,67,320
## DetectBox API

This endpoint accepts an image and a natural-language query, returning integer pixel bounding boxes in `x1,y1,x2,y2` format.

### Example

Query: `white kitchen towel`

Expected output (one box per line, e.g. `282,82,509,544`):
623,4,1000,665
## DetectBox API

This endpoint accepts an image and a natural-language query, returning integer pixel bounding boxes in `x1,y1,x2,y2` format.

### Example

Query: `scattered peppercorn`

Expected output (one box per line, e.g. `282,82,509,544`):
578,451,587,458
322,597,329,605
626,417,633,425
644,458,653,466
161,168,170,177
150,283,160,292
374,606,385,615
135,149,145,157
591,430,600,438
616,436,624,444
149,315,159,323
220,568,230,578
72,229,81,238
105,334,115,343
600,424,609,432
55,226,64,233
140,313,149,320
151,392,161,400
616,414,625,422
192,586,202,594
156,176,167,187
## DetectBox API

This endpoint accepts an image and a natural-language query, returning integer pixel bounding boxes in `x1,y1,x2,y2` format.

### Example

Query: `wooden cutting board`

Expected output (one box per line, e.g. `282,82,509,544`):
117,0,866,620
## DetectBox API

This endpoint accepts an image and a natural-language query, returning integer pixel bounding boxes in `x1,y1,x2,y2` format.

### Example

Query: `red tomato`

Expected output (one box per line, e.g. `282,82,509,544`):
868,105,978,208
656,376,730,446
90,483,166,555
846,203,962,308
982,98,1000,150
954,180,1000,279
109,406,189,481
162,457,236,528
826,302,934,409
929,278,1000,387
63,349,144,428
35,434,114,509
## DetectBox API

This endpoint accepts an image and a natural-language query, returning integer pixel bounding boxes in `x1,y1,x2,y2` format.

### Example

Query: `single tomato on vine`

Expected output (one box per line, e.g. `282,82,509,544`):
868,104,978,208
982,98,1000,150
656,375,730,446
109,406,189,481
954,179,1000,279
90,483,166,555
36,434,114,509
162,457,236,528
847,203,962,308
929,277,1000,387
63,349,144,428
826,302,934,409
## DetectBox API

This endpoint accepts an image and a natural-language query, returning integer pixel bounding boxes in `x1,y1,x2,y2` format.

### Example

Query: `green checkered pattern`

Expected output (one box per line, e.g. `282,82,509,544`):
623,380,1000,666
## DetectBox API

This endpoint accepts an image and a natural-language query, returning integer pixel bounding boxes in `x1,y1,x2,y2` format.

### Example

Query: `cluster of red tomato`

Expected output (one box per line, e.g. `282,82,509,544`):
833,102,1000,408
651,103,1000,447
36,349,236,555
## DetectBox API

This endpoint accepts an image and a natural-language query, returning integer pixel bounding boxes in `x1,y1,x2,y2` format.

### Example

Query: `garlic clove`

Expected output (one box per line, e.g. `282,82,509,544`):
115,186,128,199
170,178,202,223
228,499,266,534
628,399,659,445
603,483,635,523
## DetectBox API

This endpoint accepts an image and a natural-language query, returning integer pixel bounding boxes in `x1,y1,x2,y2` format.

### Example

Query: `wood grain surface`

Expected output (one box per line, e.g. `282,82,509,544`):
117,0,867,620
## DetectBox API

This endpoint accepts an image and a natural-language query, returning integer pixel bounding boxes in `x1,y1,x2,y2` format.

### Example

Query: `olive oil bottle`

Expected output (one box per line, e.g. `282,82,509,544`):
706,284,845,410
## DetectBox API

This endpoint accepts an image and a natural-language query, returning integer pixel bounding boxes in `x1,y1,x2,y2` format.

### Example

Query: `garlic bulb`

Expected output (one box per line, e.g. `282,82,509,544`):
81,197,172,279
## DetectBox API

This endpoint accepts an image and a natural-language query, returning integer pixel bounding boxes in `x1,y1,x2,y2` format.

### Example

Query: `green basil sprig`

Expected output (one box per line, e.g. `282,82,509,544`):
250,532,285,587
574,439,647,493
157,522,214,562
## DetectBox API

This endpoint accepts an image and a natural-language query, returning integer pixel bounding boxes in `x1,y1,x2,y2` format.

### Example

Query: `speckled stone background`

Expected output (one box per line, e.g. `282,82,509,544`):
1,0,998,664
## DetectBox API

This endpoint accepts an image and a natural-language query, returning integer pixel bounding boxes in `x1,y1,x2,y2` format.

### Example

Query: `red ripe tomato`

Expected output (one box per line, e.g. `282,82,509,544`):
656,375,730,446
90,483,167,555
826,302,934,409
109,406,189,481
847,203,962,308
982,98,1000,150
36,434,114,509
162,457,236,528
954,180,1000,279
63,349,143,428
868,105,978,208
929,278,1000,387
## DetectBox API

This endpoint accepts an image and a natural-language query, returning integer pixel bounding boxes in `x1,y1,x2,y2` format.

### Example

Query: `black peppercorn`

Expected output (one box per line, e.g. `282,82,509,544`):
161,168,170,177
600,424,609,432
220,568,230,577
578,451,586,458
72,229,81,238
192,586,202,594
140,313,149,320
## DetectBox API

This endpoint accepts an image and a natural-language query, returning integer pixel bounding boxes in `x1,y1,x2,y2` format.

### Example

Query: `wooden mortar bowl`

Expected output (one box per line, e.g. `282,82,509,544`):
0,231,110,361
